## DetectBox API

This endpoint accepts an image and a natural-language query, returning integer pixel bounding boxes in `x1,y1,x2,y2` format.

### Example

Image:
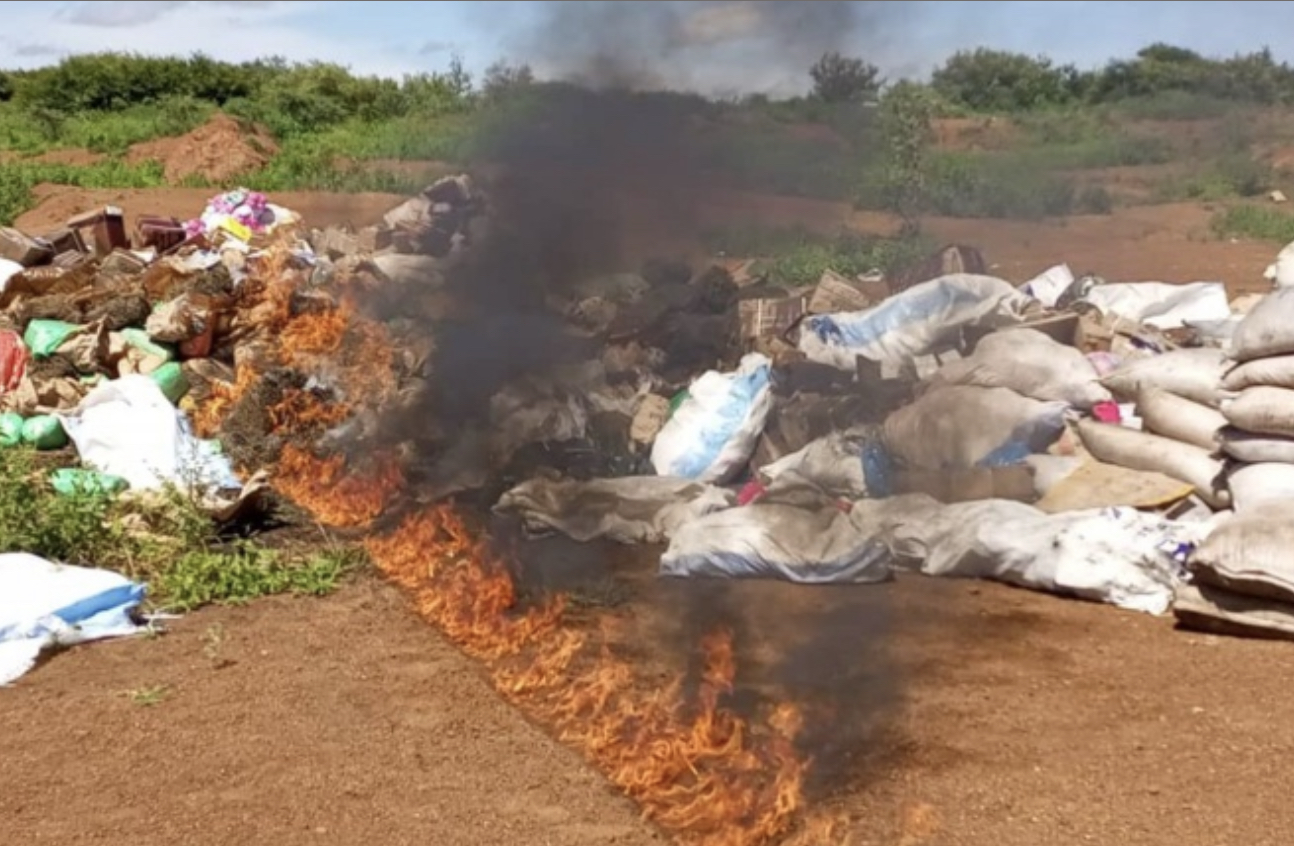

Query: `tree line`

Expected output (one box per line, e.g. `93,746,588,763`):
1,42,1289,134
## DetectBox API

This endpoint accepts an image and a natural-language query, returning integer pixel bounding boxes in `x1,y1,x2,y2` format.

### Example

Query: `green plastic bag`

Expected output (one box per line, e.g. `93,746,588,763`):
149,362,190,404
120,327,175,362
21,415,67,450
23,319,79,358
51,468,128,498
0,412,23,447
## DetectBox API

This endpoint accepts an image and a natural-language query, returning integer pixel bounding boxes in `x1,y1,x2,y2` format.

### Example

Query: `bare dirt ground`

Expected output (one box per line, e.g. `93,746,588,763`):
14,184,409,233
7,569,1294,846
4,181,1292,846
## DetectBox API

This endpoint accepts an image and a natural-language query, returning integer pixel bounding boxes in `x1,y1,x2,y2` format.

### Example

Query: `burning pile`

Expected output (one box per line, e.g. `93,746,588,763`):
1,171,857,843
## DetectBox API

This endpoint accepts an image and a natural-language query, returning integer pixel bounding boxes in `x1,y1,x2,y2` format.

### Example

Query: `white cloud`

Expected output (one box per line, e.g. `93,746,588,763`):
2,1,434,79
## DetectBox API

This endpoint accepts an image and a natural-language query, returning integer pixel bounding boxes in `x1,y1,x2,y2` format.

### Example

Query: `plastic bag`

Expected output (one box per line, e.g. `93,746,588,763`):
120,327,175,362
797,274,1030,371
21,415,67,451
928,327,1110,409
0,412,22,447
650,353,773,483
1100,347,1230,407
882,385,1067,471
148,362,190,405
1231,287,1294,362
50,469,128,498
22,320,79,359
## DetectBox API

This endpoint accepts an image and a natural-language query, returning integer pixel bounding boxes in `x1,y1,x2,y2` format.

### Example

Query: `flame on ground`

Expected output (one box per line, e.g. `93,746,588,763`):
275,445,405,528
366,507,846,846
196,243,846,844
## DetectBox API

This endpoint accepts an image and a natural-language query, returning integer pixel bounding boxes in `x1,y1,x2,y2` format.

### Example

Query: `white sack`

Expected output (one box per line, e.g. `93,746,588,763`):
372,254,445,287
1081,281,1230,330
1225,463,1294,513
1137,387,1227,450
651,353,773,484
1190,498,1294,603
1221,385,1294,438
1218,428,1294,464
882,498,1204,614
758,430,870,498
1221,354,1294,392
493,476,734,544
57,376,240,492
883,385,1067,471
659,498,894,585
1076,419,1230,509
797,273,1030,371
928,328,1111,409
0,553,146,686
1231,287,1294,362
1263,239,1294,289
1020,263,1075,308
0,258,22,292
1100,347,1230,407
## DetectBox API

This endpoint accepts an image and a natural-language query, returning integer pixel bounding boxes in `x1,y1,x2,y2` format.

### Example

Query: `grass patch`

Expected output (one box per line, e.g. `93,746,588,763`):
1211,205,1294,242
1110,91,1243,122
703,225,930,285
0,97,215,155
0,447,360,612
1156,153,1273,202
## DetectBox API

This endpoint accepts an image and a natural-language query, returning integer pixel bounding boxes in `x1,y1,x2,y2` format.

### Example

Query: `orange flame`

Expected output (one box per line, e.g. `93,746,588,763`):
366,507,844,845
275,444,404,528
192,240,847,844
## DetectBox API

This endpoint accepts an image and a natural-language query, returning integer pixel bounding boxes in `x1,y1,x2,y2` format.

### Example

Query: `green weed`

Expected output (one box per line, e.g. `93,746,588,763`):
0,447,359,612
1210,205,1294,243
703,225,929,286
126,685,170,706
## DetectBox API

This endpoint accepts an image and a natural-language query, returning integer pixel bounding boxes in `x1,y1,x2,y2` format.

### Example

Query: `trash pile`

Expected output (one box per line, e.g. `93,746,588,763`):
7,171,1294,684
0,177,480,682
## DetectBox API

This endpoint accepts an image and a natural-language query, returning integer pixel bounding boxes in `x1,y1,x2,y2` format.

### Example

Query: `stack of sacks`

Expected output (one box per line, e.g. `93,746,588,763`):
1077,347,1233,509
1215,287,1294,512
1175,500,1294,639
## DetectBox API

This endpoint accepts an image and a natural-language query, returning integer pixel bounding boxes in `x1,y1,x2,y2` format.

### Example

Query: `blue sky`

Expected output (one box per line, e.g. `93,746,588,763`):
0,1,1289,96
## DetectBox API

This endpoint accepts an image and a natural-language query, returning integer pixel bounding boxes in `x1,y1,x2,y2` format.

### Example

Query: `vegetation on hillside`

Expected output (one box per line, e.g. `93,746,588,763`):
0,44,1290,231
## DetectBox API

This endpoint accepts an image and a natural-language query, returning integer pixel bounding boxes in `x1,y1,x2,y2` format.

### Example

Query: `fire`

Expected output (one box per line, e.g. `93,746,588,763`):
366,507,844,845
280,306,349,358
275,444,404,528
191,241,846,844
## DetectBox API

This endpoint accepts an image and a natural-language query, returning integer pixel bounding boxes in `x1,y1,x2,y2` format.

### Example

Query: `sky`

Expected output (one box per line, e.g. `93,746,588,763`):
0,1,1290,97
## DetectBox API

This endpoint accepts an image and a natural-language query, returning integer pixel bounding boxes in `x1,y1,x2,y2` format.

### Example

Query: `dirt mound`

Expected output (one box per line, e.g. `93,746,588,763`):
126,113,278,186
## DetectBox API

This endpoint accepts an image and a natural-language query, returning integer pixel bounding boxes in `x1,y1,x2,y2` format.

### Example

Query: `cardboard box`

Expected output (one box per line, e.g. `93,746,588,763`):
0,227,54,266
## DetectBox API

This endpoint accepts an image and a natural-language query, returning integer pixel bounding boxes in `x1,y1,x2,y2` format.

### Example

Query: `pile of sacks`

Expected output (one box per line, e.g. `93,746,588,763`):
493,262,1255,617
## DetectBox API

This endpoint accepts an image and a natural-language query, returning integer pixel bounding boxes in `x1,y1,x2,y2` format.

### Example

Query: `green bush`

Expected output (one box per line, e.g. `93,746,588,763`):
1211,205,1294,243
922,152,1088,219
